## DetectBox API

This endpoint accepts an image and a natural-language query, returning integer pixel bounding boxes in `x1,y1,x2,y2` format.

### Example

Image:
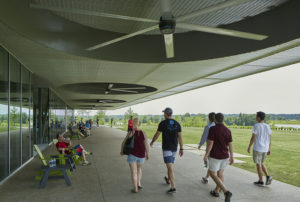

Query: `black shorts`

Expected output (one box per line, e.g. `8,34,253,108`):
128,128,133,132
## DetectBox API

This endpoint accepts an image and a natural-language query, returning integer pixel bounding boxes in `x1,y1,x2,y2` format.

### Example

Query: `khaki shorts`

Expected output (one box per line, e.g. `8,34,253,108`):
208,157,229,172
253,150,267,164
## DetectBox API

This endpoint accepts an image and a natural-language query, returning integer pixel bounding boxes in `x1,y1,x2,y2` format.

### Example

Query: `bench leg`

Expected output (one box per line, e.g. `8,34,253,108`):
62,169,72,186
40,170,50,188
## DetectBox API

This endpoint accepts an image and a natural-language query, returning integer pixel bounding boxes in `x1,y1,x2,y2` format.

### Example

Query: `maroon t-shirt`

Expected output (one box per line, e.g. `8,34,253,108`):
208,124,232,160
130,130,146,158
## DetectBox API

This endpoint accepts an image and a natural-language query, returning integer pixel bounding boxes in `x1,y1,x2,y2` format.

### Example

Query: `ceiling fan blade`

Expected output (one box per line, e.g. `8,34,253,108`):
177,23,268,40
113,87,147,90
86,25,158,51
177,0,250,22
107,83,114,89
110,89,138,93
29,3,158,23
163,34,174,58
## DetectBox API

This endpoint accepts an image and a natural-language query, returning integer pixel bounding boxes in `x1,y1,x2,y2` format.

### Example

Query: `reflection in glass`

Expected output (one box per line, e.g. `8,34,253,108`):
21,66,31,163
0,47,9,180
9,56,21,173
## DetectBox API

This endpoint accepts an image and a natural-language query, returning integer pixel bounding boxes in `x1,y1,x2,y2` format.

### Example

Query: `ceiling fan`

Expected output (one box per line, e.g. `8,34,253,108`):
30,0,268,58
105,83,146,94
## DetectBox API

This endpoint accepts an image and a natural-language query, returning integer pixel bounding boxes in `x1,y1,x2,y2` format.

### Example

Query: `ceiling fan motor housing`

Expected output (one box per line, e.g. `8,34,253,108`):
159,14,176,34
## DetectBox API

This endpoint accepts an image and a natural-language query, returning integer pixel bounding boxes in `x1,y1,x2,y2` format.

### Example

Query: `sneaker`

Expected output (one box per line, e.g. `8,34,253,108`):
82,161,91,166
167,188,176,194
201,177,209,184
266,176,272,185
87,152,93,155
254,181,264,187
224,191,232,202
164,176,170,185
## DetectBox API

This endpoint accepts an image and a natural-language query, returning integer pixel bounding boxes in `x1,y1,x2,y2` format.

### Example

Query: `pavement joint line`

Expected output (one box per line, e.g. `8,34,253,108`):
92,154,106,202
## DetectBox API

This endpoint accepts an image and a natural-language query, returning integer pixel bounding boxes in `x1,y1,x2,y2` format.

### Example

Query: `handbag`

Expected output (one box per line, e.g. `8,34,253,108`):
123,131,135,155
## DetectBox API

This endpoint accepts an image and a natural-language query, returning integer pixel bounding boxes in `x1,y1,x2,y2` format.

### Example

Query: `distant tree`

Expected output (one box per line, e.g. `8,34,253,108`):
94,110,107,125
124,108,138,121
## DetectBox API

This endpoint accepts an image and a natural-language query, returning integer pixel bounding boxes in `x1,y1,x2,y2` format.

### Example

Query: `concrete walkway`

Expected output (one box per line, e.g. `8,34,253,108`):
0,127,299,202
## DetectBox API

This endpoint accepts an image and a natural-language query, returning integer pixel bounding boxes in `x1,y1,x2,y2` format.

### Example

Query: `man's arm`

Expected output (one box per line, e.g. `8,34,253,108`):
229,142,234,165
203,140,214,163
150,131,161,147
268,135,271,155
143,132,150,160
198,126,209,149
178,132,184,157
247,133,256,153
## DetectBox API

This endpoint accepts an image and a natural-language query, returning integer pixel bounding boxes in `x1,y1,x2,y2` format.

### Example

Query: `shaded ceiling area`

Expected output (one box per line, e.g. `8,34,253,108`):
0,0,300,110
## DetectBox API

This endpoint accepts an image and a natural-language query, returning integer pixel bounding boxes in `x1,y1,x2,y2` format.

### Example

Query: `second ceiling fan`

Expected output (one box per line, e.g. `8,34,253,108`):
30,0,268,59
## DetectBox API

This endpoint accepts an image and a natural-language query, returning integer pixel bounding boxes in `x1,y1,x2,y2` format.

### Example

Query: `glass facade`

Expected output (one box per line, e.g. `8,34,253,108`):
0,46,9,181
0,45,73,182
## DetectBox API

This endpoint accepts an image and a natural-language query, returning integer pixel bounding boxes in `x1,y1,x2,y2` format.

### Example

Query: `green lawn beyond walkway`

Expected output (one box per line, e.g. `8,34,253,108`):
121,125,300,187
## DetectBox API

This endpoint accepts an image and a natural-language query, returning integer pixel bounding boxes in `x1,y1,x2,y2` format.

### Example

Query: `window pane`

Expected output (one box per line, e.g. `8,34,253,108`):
0,46,9,180
21,66,30,163
9,56,21,173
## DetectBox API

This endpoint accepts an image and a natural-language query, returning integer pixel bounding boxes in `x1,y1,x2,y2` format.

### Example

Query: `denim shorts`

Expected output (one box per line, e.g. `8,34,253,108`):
163,150,177,164
127,154,145,164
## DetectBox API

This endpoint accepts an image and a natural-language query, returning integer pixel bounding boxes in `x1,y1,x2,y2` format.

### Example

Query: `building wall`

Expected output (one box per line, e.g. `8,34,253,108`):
0,45,73,183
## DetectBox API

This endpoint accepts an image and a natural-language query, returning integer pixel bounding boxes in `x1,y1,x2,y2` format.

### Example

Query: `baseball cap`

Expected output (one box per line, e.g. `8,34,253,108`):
162,107,173,114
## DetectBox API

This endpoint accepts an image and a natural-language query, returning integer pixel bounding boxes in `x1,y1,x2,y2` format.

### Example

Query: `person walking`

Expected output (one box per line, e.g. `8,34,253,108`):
247,111,272,187
150,107,183,194
120,118,149,193
203,113,233,202
128,116,134,132
198,112,215,184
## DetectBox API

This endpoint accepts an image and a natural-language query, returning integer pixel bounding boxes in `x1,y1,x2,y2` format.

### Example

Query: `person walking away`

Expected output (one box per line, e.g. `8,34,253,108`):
203,113,233,202
247,111,272,187
111,118,114,128
128,116,134,132
150,107,183,194
198,112,215,184
120,118,149,193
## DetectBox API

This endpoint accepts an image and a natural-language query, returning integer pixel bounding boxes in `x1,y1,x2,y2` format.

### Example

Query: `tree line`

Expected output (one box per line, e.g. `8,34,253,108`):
75,108,300,128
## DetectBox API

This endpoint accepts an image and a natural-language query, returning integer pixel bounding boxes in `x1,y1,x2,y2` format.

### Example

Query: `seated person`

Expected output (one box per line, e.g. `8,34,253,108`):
56,134,92,166
78,123,88,136
85,121,91,136
68,123,85,138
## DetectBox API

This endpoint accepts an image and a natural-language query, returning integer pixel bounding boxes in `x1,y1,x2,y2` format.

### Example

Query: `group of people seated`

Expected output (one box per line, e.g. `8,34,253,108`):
67,119,93,139
56,121,93,166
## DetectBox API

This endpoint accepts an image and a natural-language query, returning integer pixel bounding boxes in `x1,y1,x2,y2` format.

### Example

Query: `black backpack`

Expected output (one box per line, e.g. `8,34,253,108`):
123,131,135,155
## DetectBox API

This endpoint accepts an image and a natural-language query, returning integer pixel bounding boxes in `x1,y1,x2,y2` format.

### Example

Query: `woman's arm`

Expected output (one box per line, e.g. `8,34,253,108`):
143,132,149,160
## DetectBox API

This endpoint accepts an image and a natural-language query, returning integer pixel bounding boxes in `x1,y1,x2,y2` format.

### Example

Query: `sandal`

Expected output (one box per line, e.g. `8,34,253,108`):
131,189,138,193
138,186,143,190
210,190,220,197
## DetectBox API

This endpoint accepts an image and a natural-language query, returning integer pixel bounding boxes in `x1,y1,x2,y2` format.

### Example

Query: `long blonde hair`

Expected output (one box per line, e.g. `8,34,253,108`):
133,118,141,128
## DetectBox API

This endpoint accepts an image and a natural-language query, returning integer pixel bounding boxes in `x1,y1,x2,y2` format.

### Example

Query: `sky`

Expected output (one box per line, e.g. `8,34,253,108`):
105,63,300,115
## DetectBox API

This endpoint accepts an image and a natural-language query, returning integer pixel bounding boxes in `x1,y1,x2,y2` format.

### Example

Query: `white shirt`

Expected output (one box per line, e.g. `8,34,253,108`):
252,123,272,152
199,121,215,148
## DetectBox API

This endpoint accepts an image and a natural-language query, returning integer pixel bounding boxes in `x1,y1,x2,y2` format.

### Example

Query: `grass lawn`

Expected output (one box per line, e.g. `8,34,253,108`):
120,125,300,187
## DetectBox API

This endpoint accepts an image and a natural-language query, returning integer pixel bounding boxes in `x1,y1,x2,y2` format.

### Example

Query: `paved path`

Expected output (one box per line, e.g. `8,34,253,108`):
0,127,299,202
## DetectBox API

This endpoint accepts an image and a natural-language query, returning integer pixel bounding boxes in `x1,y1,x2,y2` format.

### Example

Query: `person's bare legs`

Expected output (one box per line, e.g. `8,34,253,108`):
261,164,269,177
205,170,210,178
129,163,138,192
210,171,228,193
137,163,142,187
166,163,175,189
214,170,224,193
256,164,264,181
